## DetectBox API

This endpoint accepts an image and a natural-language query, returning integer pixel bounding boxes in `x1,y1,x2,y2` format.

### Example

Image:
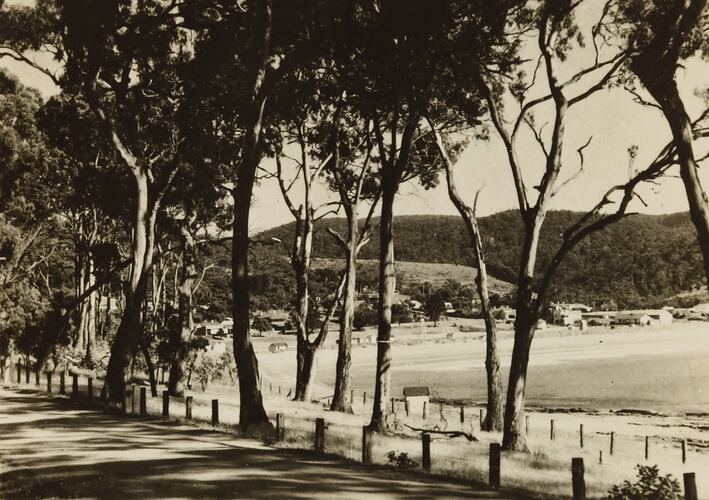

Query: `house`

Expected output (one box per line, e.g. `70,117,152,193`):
613,312,652,326
552,308,582,326
495,306,516,323
403,386,430,418
195,318,234,337
642,309,673,325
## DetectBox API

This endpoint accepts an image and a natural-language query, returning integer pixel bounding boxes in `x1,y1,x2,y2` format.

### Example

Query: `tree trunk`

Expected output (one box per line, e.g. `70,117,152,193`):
294,340,317,402
368,181,396,432
232,101,271,431
477,262,503,432
639,79,709,281
331,247,356,413
168,221,196,397
501,262,540,451
104,169,155,404
141,340,158,397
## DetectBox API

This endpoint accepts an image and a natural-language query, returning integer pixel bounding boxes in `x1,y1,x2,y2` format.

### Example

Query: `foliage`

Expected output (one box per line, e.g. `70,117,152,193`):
386,451,417,470
262,212,707,309
252,317,273,336
424,290,448,325
353,305,378,331
608,465,681,500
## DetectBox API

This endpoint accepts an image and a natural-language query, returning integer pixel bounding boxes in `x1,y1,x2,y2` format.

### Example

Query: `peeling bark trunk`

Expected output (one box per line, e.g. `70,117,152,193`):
331,246,357,413
168,221,196,397
105,169,156,404
369,181,396,432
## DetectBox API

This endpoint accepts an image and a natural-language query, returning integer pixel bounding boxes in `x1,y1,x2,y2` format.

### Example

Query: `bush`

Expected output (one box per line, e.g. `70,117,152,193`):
608,465,681,500
386,451,417,470
353,305,377,330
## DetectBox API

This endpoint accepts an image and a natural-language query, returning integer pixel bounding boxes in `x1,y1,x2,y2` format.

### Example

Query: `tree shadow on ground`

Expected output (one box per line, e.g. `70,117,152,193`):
0,389,516,499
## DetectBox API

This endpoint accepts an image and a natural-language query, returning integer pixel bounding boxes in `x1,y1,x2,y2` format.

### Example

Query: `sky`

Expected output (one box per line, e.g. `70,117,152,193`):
2,1,708,234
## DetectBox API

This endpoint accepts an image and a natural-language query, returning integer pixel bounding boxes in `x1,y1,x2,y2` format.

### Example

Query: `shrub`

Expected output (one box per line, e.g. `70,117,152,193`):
608,465,681,500
386,451,417,470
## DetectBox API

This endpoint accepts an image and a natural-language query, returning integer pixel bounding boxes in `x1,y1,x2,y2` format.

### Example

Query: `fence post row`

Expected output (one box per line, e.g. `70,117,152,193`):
422,433,431,472
139,387,147,415
572,457,586,500
362,426,372,464
186,396,193,420
315,418,325,453
683,472,697,500
162,391,170,417
276,413,285,442
489,443,501,490
211,399,219,425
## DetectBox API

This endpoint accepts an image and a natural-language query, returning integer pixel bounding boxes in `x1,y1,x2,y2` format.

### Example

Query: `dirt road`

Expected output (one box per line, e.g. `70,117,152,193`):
0,388,514,499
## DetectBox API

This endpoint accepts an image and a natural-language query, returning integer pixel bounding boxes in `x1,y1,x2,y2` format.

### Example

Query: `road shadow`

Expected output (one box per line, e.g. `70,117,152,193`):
0,388,516,499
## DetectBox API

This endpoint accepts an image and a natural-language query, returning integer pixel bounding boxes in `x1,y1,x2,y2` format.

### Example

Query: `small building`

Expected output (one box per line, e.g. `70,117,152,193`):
195,318,234,337
613,312,652,326
552,308,582,326
403,386,430,417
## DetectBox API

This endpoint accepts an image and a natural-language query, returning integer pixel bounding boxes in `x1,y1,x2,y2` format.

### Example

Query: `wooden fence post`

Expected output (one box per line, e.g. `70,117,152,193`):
162,391,170,417
276,413,285,441
46,372,52,393
72,374,79,398
479,408,484,426
405,399,410,416
25,364,30,384
121,389,127,415
550,419,555,440
390,398,395,413
315,418,325,453
186,396,193,420
131,384,136,413
645,436,649,460
423,401,428,420
579,424,584,448
362,426,372,464
211,399,219,425
683,472,697,500
460,405,464,424
16,363,21,384
610,431,614,455
422,433,431,472
350,389,354,404
526,415,529,436
87,378,93,403
599,450,603,465
681,439,687,464
278,386,281,396
489,443,501,490
572,457,586,500
363,392,366,405
59,371,66,395
139,387,147,415
35,370,40,387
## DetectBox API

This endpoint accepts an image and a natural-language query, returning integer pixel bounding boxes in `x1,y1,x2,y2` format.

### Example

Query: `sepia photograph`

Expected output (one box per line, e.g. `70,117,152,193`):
0,0,707,498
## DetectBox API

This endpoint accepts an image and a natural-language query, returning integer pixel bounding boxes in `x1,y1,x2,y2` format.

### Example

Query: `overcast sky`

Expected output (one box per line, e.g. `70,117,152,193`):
2,0,707,234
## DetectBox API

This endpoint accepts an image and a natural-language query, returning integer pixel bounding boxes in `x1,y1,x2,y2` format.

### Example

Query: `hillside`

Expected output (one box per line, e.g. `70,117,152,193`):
311,258,516,295
261,211,706,309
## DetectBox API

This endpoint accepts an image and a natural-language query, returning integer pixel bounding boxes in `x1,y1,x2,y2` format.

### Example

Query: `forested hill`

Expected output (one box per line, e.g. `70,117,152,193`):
260,211,706,308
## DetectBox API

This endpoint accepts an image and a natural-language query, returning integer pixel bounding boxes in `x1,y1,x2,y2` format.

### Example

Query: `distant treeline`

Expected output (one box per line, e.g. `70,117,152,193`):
251,211,705,310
